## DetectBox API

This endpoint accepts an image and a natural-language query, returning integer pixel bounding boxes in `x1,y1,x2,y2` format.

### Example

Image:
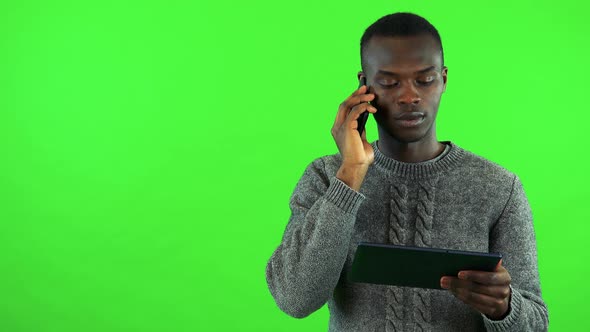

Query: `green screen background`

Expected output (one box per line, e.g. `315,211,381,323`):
1,1,588,331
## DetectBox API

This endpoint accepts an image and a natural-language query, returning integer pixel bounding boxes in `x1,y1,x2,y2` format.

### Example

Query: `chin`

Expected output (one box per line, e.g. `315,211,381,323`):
377,123,432,144
389,131,426,143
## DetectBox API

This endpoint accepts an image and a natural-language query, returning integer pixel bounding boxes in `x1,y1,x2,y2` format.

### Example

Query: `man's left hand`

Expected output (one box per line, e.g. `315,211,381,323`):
440,259,512,320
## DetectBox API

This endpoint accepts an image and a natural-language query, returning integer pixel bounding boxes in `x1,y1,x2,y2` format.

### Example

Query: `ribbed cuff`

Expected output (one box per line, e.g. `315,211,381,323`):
483,285,523,331
324,177,365,215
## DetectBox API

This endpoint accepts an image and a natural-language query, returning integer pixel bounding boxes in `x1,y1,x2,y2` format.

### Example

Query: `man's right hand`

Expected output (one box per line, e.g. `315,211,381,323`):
331,84,377,191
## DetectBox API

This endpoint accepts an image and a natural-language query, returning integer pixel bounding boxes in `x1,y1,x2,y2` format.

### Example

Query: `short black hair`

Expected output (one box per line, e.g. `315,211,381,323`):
360,12,444,70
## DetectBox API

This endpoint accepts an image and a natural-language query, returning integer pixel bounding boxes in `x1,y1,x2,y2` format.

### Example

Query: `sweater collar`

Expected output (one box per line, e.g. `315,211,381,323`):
371,140,466,179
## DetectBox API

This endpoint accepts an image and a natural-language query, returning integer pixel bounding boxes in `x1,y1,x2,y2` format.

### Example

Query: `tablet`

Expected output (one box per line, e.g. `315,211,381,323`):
348,242,502,289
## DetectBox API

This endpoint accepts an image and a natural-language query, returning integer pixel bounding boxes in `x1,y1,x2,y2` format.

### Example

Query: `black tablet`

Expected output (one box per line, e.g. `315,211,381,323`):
348,242,502,289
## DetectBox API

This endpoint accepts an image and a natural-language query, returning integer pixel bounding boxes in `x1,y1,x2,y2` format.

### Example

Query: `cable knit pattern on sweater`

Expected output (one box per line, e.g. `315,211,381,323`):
386,183,409,331
413,289,431,332
415,179,437,248
388,183,408,246
412,178,438,331
266,141,549,331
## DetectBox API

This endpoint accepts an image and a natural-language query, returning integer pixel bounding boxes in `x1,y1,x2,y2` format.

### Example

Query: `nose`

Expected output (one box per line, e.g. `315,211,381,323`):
397,83,421,105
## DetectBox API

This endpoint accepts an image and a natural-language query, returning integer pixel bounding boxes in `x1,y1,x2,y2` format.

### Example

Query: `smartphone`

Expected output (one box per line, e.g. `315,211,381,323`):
357,77,370,136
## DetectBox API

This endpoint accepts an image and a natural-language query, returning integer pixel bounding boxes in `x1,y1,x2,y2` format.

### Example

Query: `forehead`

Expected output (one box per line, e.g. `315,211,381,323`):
364,35,442,72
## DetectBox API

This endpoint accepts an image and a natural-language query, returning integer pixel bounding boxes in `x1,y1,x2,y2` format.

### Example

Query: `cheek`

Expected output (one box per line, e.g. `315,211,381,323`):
372,91,393,109
429,93,444,108
426,95,439,106
423,88,444,105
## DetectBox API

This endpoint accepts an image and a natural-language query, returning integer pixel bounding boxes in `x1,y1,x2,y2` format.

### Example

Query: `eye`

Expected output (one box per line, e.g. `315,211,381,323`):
378,80,399,88
417,77,435,86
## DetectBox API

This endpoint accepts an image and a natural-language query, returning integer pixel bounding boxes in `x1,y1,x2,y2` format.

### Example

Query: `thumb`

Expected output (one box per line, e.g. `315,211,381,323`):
495,258,503,271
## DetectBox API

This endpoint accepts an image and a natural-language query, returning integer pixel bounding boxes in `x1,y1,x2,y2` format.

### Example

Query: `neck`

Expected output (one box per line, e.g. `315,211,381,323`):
377,128,445,163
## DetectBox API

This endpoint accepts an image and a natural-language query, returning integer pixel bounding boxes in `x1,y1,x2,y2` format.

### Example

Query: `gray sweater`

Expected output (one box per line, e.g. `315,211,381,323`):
266,141,548,331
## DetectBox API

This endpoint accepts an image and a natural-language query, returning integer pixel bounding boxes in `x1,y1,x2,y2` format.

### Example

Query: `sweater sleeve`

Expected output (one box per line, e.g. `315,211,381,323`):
483,175,549,331
265,158,365,318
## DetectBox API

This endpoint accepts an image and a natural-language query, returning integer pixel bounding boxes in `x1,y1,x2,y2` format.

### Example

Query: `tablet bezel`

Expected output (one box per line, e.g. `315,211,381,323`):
348,242,502,289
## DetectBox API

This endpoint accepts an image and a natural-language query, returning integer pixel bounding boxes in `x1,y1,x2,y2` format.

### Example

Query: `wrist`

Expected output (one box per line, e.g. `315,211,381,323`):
485,287,512,320
336,165,368,191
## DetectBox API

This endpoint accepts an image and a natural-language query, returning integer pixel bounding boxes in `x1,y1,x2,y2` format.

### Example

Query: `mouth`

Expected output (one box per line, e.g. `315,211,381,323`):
394,112,425,128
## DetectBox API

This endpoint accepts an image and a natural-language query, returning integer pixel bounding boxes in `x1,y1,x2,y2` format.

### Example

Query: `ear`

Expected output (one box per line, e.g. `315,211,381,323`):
357,71,364,82
441,66,448,93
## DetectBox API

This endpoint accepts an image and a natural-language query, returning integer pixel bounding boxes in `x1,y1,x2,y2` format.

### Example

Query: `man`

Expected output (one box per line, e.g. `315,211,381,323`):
266,12,548,331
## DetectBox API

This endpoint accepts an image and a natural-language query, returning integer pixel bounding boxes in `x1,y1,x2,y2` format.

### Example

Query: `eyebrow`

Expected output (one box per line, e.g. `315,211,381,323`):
376,66,437,76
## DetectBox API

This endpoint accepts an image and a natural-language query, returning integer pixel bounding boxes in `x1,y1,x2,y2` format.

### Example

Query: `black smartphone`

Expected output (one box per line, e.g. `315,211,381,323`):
357,77,370,136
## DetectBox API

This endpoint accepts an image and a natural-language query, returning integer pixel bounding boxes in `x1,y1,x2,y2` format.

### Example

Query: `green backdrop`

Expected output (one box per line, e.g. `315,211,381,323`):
1,0,588,331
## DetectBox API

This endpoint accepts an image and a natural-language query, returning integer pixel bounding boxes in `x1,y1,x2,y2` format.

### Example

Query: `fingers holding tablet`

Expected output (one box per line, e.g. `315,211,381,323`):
440,260,512,320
